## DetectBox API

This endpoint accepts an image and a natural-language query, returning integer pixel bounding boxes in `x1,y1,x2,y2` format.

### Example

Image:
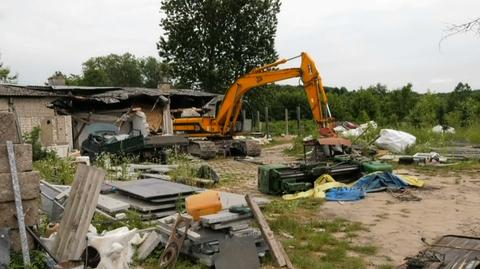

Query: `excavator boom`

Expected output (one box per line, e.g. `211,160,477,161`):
173,52,351,158
174,52,336,137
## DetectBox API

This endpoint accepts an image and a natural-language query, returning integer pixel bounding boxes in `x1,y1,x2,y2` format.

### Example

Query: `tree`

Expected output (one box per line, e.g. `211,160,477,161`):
0,56,18,83
158,0,281,93
139,57,170,88
443,18,480,39
407,92,441,128
60,53,168,87
81,53,142,87
447,82,472,111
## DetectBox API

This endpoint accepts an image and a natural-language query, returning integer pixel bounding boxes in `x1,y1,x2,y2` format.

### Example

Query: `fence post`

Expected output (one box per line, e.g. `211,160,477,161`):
296,106,301,135
241,110,246,131
285,108,289,136
265,107,269,138
256,110,261,132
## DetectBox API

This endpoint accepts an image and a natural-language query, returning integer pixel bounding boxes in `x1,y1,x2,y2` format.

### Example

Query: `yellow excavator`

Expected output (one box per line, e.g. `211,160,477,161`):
173,52,350,158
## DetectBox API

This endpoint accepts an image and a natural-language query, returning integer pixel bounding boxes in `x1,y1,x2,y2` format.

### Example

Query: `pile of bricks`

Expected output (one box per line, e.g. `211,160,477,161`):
0,112,40,251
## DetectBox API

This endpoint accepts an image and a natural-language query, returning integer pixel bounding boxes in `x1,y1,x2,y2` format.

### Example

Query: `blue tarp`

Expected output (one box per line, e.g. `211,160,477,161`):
351,172,409,192
325,187,366,201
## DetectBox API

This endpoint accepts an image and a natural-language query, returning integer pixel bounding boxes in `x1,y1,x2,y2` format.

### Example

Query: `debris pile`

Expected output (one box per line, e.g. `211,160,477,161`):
137,191,271,267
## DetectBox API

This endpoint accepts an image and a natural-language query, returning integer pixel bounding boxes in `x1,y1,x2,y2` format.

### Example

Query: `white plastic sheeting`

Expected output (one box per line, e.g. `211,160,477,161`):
88,227,143,269
432,125,455,134
375,129,416,153
340,121,377,138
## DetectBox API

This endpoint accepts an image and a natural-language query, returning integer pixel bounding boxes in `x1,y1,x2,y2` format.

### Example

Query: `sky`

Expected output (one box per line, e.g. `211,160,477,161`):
0,0,479,92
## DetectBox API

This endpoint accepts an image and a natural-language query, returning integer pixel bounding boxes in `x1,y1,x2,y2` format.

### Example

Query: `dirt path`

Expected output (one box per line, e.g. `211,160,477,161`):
208,142,296,194
321,170,480,267
208,142,480,267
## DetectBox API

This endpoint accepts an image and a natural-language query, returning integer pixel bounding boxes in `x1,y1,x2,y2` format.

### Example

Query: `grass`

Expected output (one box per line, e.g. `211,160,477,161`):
138,247,208,269
95,152,141,181
92,210,155,233
283,134,308,156
263,199,387,269
268,119,319,137
9,250,48,269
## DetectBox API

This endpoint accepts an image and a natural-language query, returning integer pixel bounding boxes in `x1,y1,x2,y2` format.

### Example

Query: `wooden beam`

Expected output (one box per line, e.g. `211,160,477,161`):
245,194,294,269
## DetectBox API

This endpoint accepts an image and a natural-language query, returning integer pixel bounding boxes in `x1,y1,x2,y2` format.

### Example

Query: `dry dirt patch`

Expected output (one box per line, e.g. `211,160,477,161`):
320,170,480,266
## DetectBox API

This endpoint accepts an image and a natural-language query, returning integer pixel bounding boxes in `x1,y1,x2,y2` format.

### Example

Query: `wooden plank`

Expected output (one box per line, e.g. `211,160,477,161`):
52,164,106,261
6,141,30,266
245,194,294,269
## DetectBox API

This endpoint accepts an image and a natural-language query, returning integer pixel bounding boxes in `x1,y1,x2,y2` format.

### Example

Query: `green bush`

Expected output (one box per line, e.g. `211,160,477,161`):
33,155,76,185
23,127,56,161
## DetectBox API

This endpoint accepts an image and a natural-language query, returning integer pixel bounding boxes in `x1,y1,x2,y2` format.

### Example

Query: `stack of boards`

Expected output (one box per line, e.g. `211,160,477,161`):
106,178,201,219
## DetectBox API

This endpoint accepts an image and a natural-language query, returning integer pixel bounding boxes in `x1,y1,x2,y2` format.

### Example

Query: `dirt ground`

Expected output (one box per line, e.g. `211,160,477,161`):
208,141,480,268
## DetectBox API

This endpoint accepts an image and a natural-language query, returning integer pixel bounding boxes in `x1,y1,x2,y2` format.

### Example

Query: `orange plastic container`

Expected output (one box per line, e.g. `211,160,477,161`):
186,191,222,220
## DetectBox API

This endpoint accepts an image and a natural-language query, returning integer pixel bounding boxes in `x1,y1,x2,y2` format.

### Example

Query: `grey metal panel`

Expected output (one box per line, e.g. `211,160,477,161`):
214,236,260,269
110,178,200,200
431,235,480,267
0,228,10,267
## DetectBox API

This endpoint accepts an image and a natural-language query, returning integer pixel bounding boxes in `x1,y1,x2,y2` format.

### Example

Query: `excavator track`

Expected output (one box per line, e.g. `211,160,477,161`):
239,139,261,157
187,140,217,159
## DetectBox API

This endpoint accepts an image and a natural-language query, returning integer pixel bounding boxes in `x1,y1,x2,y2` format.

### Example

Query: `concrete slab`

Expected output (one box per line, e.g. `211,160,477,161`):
110,178,200,200
219,191,270,208
107,192,178,212
97,194,130,213
136,231,162,260
200,210,252,225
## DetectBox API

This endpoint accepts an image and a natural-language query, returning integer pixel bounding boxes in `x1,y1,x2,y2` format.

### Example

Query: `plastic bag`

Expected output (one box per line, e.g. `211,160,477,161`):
374,129,416,153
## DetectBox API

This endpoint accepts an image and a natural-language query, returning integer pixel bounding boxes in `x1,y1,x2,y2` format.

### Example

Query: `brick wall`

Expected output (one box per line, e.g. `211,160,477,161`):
0,97,73,148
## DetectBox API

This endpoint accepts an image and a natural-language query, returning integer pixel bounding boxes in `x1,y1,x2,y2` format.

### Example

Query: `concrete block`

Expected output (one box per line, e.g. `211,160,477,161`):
137,231,162,260
0,112,20,143
10,228,34,251
0,144,32,173
0,198,39,228
0,171,40,202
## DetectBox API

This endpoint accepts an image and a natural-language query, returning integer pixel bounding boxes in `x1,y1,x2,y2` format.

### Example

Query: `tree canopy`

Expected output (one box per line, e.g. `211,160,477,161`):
245,82,480,129
0,56,18,83
63,53,168,87
158,0,281,93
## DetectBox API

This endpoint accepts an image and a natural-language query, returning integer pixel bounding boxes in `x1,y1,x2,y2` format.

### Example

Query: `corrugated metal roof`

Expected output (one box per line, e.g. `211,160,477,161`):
0,84,60,97
0,84,218,100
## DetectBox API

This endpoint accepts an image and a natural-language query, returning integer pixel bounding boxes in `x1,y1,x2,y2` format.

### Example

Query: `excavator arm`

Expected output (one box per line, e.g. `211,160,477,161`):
173,52,336,137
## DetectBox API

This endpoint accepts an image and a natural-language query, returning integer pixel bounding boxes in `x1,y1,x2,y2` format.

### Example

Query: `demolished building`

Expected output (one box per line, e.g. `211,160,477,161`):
0,83,218,151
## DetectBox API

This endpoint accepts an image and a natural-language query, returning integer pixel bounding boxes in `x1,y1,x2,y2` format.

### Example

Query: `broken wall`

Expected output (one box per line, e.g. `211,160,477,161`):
0,97,73,150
